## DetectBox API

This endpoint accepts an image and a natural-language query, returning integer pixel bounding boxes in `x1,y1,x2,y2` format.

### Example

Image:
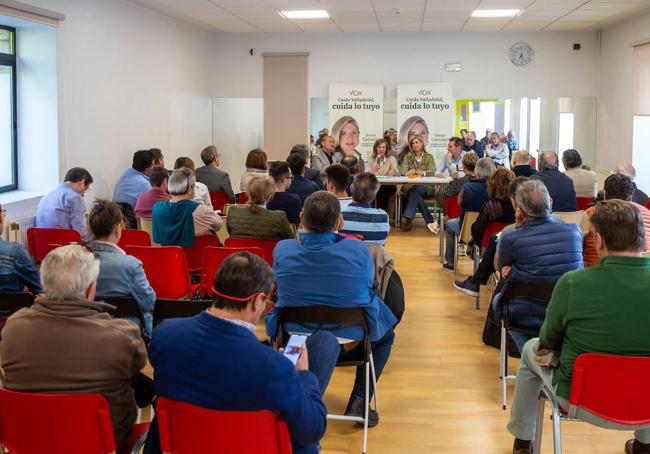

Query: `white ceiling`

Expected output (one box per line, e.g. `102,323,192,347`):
130,0,650,33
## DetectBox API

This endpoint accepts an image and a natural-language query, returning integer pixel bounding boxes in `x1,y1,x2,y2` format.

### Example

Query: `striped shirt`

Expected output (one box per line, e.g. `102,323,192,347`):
340,203,390,245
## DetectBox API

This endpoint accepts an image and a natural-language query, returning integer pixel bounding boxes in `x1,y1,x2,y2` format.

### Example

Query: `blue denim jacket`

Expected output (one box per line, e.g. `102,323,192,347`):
91,242,156,336
0,239,42,294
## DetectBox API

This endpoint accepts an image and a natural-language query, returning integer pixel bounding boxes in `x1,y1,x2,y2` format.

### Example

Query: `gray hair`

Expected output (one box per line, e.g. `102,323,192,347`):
351,172,380,204
168,167,195,196
290,144,310,160
475,157,496,179
516,180,552,218
614,163,637,180
539,151,559,171
513,150,530,165
41,245,100,301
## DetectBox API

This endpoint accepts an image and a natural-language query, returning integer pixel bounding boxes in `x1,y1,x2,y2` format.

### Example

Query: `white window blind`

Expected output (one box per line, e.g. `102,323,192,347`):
633,42,650,115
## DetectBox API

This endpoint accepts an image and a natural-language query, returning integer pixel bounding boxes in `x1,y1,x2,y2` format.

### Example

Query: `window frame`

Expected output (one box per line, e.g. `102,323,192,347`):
0,24,17,193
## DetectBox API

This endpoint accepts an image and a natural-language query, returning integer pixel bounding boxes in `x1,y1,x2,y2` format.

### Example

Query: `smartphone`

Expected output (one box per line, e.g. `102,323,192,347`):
283,334,308,365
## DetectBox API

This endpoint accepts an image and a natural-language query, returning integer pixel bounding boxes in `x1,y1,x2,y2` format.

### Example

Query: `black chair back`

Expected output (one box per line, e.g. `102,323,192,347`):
101,297,149,344
501,280,556,336
153,299,212,328
0,292,35,318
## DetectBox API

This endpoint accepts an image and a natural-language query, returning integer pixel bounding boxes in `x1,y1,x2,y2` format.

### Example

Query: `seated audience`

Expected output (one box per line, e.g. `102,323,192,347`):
152,168,222,247
113,149,155,227
399,135,437,232
195,145,236,203
0,244,148,451
443,151,478,198
134,166,170,220
267,161,302,226
485,132,510,168
149,148,165,167
174,157,212,208
369,138,399,212
325,164,352,208
480,128,493,149
143,252,340,454
507,130,519,151
341,155,360,196
227,175,295,241
531,151,577,212
89,199,156,337
582,174,650,267
511,150,537,177
613,163,649,206
442,157,496,271
287,153,320,205
454,177,528,297
562,149,597,198
35,167,93,242
0,202,42,294
240,148,268,193
507,200,650,454
340,173,390,245
311,134,341,177
267,191,397,427
436,137,466,177
290,144,326,190
492,180,583,350
462,131,484,158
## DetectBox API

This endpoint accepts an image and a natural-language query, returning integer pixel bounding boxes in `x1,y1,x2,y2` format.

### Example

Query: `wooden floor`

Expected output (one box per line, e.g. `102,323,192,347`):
294,220,630,454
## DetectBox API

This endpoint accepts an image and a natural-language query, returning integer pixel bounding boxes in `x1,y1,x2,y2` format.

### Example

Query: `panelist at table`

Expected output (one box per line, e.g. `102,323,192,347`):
399,135,437,233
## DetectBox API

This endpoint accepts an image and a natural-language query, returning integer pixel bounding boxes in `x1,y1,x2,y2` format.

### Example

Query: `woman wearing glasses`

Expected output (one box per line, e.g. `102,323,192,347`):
332,115,365,174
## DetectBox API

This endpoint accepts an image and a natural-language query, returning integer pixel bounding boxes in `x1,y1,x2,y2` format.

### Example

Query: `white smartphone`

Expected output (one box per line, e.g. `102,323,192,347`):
283,334,308,365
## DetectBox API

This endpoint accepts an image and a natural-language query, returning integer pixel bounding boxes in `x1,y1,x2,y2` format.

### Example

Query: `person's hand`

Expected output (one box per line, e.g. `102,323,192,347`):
501,265,512,278
446,151,453,164
416,170,425,177
295,343,309,372
407,169,417,176
435,172,445,178
373,165,381,173
450,170,459,179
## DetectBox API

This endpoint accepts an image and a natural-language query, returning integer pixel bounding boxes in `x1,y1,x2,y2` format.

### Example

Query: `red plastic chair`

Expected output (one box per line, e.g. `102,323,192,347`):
199,246,264,297
182,235,221,273
534,353,650,453
481,222,511,248
156,397,292,454
444,196,461,220
645,198,650,210
0,388,149,454
117,229,151,250
530,156,537,169
125,246,192,299
224,237,279,267
236,192,249,204
209,192,231,212
27,228,81,262
576,196,594,211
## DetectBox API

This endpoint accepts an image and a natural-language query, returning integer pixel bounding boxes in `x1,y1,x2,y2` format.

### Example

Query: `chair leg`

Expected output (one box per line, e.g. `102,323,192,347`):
533,392,546,454
474,246,481,309
369,352,379,413
439,214,445,261
363,361,369,454
500,322,507,410
453,233,459,281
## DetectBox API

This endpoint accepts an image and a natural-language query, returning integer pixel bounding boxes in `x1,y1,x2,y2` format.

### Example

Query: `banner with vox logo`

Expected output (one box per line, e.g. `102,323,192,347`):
329,83,384,161
396,83,454,165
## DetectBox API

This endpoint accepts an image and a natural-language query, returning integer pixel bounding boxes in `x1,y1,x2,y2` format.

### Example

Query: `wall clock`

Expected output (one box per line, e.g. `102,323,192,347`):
509,42,534,67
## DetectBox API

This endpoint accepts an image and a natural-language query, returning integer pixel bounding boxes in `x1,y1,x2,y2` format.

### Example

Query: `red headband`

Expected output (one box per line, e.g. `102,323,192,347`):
211,289,266,302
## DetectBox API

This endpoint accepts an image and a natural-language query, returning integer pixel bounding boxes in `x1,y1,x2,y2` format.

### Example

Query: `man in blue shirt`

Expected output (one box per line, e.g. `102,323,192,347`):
507,130,519,152
340,172,390,245
267,161,302,226
287,153,319,205
531,151,577,212
0,203,42,294
462,131,484,158
267,191,397,427
144,252,340,454
35,167,93,242
436,137,466,177
113,149,154,207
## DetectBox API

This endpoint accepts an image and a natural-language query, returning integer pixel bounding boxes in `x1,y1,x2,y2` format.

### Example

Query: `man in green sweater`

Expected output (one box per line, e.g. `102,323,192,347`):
508,200,650,454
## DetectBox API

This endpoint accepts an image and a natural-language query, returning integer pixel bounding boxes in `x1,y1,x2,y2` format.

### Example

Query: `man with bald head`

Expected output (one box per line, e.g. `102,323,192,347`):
511,151,537,178
531,151,576,212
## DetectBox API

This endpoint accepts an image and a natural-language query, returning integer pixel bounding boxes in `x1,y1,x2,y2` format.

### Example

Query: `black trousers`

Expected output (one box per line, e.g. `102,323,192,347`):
473,233,499,285
375,185,396,211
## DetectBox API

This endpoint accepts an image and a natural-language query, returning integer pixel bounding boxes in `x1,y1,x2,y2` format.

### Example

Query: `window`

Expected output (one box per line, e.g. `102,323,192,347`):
558,112,575,170
0,25,16,192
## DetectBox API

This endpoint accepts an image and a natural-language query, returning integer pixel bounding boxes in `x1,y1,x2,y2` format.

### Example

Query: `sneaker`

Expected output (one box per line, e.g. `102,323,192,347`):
344,394,379,428
427,221,440,234
625,439,650,454
441,262,454,273
454,277,480,297
457,244,466,256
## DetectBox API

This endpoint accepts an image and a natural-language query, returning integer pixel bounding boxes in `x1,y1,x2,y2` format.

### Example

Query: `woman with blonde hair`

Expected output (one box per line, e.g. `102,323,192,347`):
240,148,269,192
331,116,365,173
174,157,212,208
399,135,437,232
370,138,399,213
227,175,295,241
397,116,429,165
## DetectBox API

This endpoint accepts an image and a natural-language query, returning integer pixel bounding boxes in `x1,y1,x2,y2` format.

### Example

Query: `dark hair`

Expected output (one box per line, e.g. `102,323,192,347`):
64,167,93,185
590,200,644,253
89,199,124,239
149,148,164,164
268,161,291,184
604,174,634,201
289,144,310,160
201,145,218,165
487,168,515,201
562,149,582,170
325,164,350,194
149,167,169,188
212,252,274,311
132,149,154,172
245,148,268,171
340,155,359,175
303,191,340,233
449,137,464,149
174,157,196,172
351,172,380,204
508,176,529,198
287,153,306,177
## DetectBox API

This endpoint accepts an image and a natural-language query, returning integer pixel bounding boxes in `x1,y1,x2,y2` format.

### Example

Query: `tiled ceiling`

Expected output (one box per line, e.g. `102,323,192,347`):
130,0,650,32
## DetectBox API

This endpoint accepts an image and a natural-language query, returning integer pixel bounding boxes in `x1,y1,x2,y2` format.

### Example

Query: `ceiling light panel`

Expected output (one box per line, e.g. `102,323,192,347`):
472,9,521,17
280,10,330,19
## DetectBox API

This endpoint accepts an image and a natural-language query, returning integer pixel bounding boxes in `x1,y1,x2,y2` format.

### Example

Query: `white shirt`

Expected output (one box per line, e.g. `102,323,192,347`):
193,181,213,208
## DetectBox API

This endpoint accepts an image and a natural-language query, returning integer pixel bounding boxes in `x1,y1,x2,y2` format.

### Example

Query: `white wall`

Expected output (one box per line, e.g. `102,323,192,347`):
598,9,650,172
213,31,599,100
19,0,215,204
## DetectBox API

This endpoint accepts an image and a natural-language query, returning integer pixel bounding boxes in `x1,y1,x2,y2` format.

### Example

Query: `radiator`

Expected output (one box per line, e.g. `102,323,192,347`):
7,216,36,247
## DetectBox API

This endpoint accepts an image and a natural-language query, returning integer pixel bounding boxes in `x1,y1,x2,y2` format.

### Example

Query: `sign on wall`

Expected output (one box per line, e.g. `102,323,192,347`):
396,83,454,164
329,83,384,162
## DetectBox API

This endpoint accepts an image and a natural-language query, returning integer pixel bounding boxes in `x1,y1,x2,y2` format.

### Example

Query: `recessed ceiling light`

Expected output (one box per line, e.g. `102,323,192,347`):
280,10,329,19
472,9,521,18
